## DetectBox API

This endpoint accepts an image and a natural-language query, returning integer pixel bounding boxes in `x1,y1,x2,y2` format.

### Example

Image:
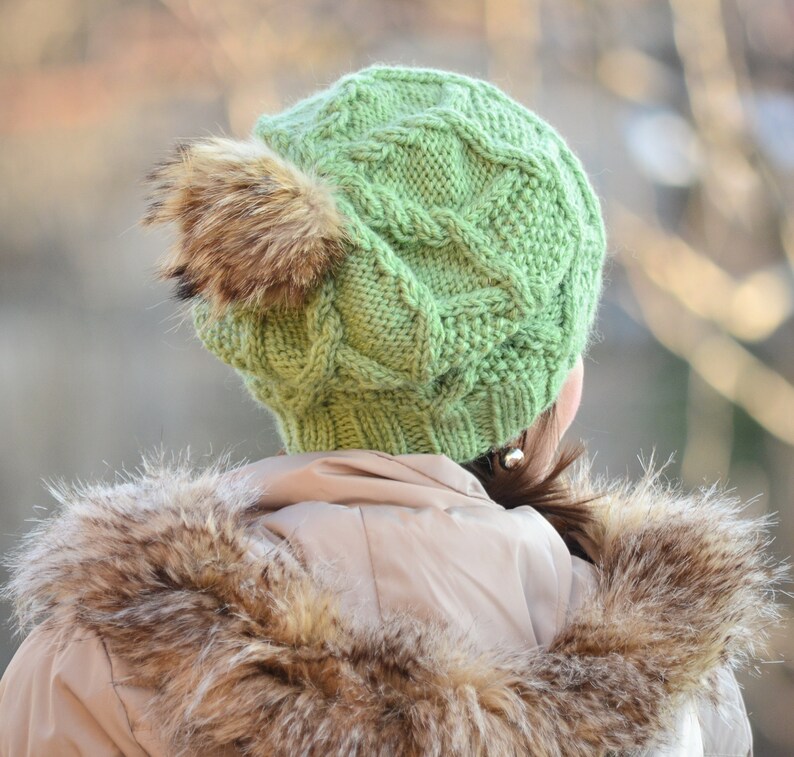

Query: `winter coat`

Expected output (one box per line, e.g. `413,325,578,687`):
0,449,777,756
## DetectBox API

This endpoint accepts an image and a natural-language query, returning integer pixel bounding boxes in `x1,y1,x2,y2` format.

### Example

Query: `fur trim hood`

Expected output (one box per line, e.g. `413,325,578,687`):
5,455,783,757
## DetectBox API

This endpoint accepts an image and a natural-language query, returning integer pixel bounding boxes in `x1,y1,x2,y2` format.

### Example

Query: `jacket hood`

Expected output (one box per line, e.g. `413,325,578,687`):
5,451,782,757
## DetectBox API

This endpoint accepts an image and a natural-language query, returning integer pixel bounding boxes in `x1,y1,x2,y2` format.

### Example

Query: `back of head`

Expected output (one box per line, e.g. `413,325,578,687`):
145,65,607,463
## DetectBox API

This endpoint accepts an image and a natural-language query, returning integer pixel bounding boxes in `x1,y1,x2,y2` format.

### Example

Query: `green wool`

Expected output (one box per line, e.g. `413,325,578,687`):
193,65,607,463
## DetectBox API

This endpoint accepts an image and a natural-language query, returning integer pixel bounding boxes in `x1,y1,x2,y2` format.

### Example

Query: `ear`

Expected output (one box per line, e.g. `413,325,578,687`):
143,137,349,311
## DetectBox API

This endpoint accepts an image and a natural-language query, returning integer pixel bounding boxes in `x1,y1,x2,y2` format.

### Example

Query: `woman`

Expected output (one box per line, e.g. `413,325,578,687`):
0,65,779,756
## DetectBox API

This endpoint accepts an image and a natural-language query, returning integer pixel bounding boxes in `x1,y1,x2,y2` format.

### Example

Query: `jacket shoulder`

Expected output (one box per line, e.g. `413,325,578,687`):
697,666,753,757
0,623,149,757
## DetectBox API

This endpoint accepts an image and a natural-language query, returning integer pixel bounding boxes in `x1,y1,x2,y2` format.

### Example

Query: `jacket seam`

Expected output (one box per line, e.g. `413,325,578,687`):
100,635,152,757
357,506,384,623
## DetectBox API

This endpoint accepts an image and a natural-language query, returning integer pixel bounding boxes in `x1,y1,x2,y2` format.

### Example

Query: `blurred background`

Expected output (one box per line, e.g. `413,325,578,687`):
1,0,792,752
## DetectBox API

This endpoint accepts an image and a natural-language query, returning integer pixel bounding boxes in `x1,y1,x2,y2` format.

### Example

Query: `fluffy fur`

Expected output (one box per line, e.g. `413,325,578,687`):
6,456,782,757
143,138,350,311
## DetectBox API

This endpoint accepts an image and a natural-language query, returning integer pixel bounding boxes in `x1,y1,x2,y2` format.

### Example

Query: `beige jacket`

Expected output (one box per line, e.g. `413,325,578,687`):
0,450,778,756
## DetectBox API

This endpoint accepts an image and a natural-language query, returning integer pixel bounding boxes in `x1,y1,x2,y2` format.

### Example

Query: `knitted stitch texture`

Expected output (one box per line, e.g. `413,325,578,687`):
192,65,607,463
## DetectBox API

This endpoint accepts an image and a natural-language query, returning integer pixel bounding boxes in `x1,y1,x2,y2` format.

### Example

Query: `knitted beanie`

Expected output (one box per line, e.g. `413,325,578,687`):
145,65,607,463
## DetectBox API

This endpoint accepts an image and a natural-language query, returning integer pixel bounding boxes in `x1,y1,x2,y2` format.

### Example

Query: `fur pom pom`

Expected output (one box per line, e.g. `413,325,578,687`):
143,137,349,311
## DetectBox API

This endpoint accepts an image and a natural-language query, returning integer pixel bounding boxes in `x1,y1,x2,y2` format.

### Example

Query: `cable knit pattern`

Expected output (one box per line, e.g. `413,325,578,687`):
190,66,607,462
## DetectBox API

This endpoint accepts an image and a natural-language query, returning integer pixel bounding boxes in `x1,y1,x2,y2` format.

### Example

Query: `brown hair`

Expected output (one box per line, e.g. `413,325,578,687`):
462,407,595,554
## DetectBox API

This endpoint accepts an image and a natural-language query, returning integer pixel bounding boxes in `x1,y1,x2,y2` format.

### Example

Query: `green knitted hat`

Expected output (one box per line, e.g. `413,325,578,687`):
145,65,606,463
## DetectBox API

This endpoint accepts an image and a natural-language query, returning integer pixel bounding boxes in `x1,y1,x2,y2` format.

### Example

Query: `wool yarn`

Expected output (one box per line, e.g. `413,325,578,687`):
188,65,606,462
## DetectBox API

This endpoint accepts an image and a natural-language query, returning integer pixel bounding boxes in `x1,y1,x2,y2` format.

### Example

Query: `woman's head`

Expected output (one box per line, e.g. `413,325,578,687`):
531,354,584,461
483,354,584,480
462,357,592,541
145,66,606,463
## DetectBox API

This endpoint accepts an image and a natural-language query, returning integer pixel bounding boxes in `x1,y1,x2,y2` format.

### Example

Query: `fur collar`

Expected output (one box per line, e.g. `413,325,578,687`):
5,455,782,757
